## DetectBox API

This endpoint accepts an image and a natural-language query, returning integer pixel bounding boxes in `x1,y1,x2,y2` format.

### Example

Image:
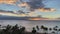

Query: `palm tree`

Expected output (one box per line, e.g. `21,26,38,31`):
41,25,48,34
0,25,1,29
36,25,39,31
11,24,19,34
49,28,52,31
41,25,44,33
32,27,36,34
49,28,52,34
4,24,12,34
58,29,60,31
53,26,59,34
44,27,48,34
19,27,26,34
0,25,1,34
41,25,44,29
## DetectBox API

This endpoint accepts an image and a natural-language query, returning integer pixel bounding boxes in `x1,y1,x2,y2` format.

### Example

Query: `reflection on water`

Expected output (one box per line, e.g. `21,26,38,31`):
0,20,60,32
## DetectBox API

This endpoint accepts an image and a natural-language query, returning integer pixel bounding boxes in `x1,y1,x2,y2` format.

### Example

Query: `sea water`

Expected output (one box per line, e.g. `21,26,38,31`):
0,20,60,33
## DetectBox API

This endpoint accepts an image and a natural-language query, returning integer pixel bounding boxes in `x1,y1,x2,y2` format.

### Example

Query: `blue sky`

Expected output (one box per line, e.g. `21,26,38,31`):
42,0,60,18
0,0,60,18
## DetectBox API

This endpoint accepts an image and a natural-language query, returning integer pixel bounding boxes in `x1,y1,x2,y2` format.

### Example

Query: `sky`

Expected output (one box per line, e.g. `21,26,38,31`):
0,0,60,18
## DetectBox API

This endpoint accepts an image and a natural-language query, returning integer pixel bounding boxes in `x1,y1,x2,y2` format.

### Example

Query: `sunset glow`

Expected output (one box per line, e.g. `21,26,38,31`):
0,0,60,19
37,8,56,12
0,0,17,5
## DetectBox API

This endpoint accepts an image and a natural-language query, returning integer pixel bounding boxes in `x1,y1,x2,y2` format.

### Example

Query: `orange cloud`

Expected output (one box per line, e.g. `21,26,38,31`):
0,0,17,5
37,8,56,12
18,2,29,7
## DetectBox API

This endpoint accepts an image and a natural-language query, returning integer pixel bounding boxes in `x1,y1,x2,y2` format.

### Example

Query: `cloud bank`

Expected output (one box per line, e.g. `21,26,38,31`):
0,0,56,12
18,0,56,12
0,0,17,5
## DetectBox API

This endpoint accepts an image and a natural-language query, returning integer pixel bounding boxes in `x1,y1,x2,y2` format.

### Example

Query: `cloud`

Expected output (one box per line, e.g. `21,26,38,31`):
18,2,29,7
18,0,44,11
37,8,56,12
0,0,17,5
27,0,44,9
0,0,56,12
18,0,56,12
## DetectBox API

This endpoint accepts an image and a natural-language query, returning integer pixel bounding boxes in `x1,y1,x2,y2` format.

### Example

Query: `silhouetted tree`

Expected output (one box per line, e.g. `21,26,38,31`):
58,29,60,31
11,24,19,34
19,27,26,34
4,24,12,34
0,25,1,31
0,25,1,28
0,24,1,34
41,25,44,29
32,27,36,34
49,28,52,34
44,27,48,34
36,25,39,31
49,28,52,31
41,25,48,34
53,26,59,34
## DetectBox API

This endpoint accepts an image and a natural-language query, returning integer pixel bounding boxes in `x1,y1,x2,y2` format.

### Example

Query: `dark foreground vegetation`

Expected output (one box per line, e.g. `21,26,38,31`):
0,24,60,34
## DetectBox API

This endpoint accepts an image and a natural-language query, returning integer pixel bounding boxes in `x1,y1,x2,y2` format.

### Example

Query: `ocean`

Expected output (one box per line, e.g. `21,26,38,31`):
0,20,60,33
